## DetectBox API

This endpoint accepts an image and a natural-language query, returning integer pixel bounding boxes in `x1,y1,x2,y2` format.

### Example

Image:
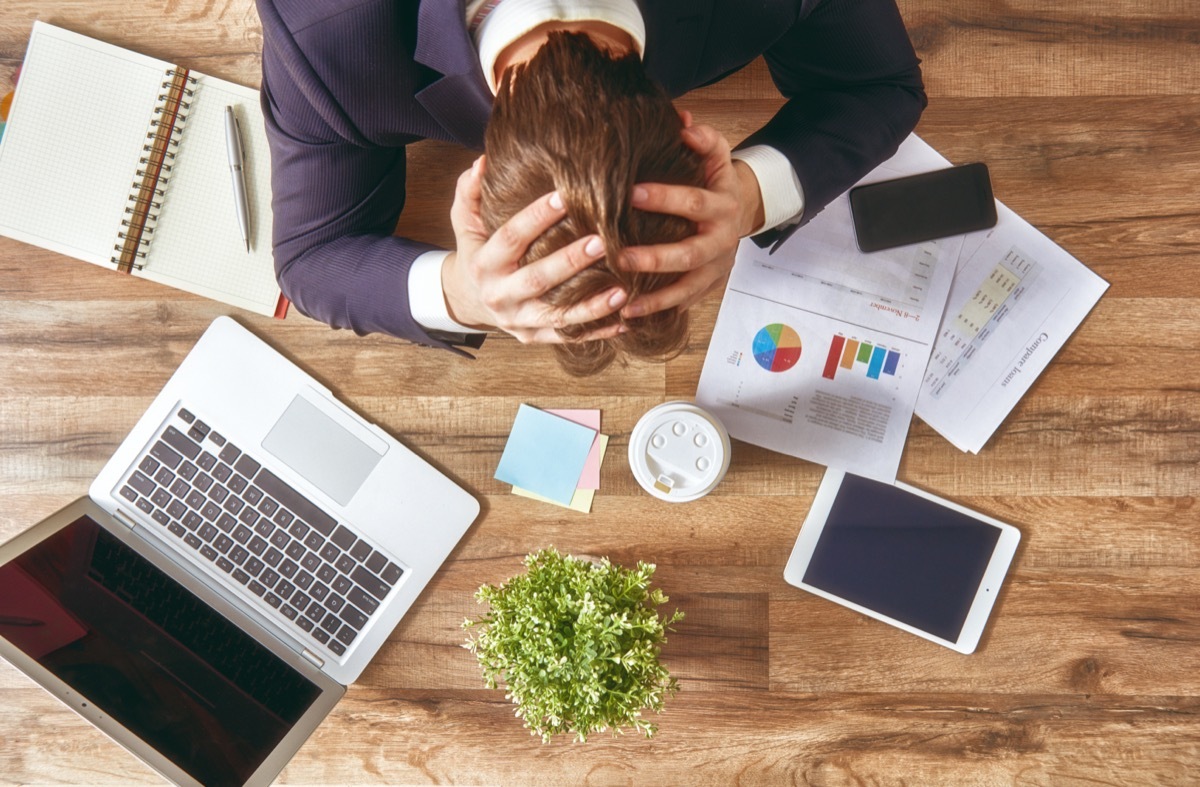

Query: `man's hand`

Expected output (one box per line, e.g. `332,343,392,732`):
442,157,629,344
619,116,765,318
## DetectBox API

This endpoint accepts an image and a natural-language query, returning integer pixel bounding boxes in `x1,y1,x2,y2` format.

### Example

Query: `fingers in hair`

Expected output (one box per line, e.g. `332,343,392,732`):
512,233,606,298
622,265,725,318
630,181,725,222
480,189,568,271
620,232,723,274
550,285,627,329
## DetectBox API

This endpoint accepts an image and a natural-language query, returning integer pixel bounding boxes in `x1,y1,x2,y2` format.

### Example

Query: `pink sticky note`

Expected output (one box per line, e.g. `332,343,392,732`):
549,409,602,490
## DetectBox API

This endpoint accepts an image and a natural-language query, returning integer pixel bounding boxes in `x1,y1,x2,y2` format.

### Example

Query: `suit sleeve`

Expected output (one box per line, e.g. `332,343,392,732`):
257,1,464,350
740,0,927,245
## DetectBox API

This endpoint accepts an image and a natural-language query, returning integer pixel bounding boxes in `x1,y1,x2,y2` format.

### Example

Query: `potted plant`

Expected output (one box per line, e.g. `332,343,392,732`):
463,548,684,742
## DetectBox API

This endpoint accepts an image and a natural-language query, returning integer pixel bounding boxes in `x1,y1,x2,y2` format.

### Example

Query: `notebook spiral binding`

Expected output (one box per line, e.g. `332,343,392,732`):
110,67,196,274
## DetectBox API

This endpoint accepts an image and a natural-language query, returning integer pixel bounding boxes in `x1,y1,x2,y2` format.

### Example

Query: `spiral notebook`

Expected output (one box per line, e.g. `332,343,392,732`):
0,22,287,318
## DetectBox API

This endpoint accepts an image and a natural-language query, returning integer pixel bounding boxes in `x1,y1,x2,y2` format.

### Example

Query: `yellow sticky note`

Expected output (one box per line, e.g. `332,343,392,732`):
513,484,596,513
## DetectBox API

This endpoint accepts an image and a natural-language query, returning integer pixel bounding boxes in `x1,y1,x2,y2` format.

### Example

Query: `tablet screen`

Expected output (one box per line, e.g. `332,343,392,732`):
801,474,1002,642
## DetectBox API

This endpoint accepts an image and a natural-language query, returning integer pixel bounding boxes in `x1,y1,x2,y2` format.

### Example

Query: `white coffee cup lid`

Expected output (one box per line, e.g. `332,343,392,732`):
628,401,731,503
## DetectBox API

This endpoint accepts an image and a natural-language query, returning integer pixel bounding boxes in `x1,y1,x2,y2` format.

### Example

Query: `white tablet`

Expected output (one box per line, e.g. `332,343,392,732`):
784,469,1021,653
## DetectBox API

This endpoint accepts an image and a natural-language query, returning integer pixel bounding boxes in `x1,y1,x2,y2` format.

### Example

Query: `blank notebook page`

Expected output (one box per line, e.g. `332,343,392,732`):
139,76,281,315
0,28,162,266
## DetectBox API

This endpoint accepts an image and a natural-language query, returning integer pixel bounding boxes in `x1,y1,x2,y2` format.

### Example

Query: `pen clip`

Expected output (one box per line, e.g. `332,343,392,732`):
234,115,246,164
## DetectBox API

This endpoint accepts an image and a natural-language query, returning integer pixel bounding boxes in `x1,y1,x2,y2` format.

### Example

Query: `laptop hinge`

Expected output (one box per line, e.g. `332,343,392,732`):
112,507,139,530
301,649,325,668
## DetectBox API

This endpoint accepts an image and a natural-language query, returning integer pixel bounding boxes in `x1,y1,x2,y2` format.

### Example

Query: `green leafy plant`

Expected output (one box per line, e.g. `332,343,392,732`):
463,548,684,743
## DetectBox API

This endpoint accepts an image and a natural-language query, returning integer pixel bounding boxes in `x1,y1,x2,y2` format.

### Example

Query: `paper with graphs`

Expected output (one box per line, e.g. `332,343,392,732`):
697,135,962,482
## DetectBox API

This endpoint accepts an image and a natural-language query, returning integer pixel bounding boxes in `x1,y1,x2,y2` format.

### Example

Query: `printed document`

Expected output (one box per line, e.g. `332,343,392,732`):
697,136,962,482
915,204,1109,452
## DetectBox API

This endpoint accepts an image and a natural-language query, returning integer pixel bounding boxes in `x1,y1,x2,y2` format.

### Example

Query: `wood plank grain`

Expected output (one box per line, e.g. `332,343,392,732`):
4,683,1193,785
771,567,1200,694
3,390,1197,499
903,0,1200,97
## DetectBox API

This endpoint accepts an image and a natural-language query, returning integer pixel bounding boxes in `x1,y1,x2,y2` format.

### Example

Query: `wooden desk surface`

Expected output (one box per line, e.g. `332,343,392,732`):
1,1,1197,784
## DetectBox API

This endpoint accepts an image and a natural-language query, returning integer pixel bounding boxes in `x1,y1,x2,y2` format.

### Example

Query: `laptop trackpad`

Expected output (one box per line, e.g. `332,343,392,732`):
262,394,385,507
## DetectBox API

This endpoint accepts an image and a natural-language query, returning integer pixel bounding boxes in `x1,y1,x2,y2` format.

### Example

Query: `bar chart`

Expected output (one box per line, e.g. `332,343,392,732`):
823,334,901,381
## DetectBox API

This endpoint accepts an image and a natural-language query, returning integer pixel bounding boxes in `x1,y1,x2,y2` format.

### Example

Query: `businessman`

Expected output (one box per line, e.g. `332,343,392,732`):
256,0,926,355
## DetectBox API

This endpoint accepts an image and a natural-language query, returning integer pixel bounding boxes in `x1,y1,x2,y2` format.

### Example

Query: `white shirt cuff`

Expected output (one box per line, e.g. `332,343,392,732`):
407,250,485,335
731,145,805,234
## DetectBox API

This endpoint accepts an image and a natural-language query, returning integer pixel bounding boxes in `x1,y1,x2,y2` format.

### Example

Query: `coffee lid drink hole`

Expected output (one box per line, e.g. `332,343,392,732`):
628,401,731,502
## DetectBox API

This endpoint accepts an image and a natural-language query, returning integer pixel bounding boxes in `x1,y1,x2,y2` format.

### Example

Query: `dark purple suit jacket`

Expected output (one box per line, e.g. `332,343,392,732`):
256,0,926,350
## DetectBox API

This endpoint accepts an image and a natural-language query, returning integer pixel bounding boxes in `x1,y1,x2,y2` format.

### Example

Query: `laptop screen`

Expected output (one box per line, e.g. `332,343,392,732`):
0,514,322,786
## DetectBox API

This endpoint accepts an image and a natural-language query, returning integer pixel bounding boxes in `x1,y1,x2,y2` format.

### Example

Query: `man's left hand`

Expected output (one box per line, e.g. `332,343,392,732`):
618,118,765,318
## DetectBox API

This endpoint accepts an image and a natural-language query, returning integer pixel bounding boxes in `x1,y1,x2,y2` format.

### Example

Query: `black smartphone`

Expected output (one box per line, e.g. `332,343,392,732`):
849,162,997,252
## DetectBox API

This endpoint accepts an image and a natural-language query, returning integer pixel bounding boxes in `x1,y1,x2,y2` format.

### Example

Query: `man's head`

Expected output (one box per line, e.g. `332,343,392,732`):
481,31,704,376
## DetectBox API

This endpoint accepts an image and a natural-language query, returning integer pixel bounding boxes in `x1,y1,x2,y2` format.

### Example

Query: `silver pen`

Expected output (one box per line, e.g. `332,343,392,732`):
224,105,251,252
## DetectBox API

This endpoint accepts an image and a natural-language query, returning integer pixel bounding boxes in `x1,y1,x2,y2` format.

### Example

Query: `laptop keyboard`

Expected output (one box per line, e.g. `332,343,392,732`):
116,406,406,662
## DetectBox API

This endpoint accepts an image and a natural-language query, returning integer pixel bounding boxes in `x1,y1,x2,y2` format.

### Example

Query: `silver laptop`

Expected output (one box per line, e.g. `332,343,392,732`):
0,316,480,786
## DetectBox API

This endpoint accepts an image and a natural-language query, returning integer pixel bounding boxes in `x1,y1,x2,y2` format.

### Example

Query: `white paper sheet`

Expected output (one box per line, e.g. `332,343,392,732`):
697,135,962,482
914,204,1109,452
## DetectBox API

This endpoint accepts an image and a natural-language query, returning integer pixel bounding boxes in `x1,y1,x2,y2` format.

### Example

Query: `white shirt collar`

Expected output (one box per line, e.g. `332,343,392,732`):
469,0,646,95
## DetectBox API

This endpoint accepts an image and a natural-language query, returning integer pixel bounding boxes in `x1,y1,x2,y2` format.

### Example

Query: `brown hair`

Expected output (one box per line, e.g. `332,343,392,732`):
481,31,704,376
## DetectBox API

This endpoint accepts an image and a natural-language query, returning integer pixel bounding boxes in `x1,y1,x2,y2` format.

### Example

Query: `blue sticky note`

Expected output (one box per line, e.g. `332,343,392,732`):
495,404,597,505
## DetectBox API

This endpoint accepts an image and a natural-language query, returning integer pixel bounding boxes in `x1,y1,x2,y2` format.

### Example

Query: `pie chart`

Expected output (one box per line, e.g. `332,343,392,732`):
752,323,802,372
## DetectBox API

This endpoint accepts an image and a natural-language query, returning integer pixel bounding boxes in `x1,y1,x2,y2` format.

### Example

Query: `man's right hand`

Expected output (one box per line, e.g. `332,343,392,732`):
441,157,629,344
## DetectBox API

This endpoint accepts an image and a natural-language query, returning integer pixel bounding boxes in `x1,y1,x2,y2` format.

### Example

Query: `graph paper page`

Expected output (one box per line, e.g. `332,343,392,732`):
0,22,163,267
140,74,282,316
